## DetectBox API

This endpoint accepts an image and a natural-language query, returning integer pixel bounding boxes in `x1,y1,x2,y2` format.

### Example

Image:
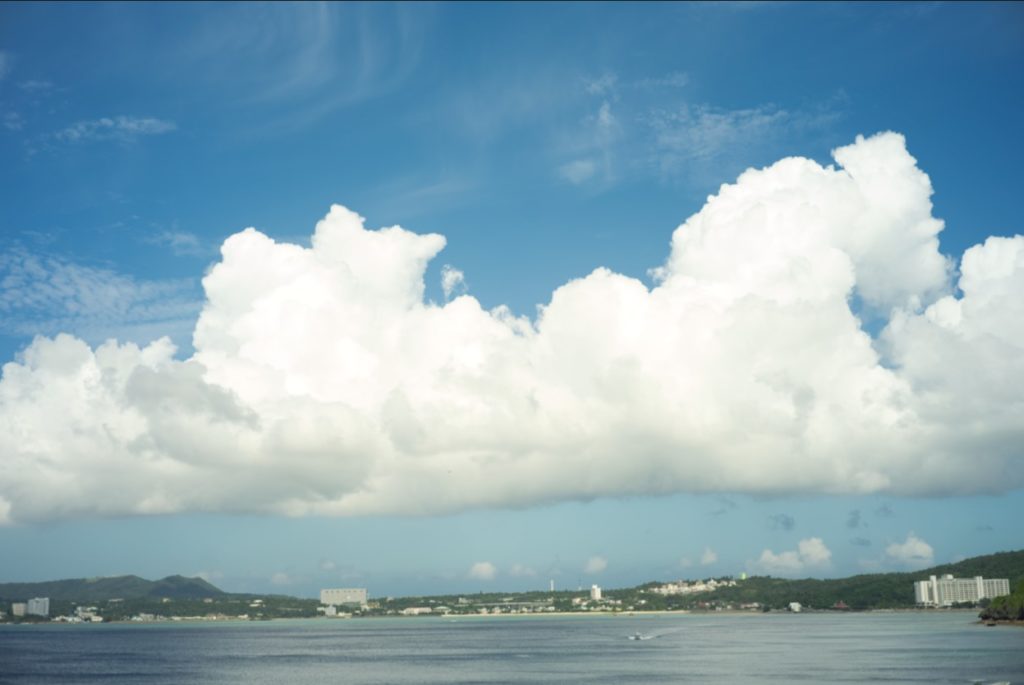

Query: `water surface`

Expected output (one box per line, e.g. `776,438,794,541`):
1,612,1020,684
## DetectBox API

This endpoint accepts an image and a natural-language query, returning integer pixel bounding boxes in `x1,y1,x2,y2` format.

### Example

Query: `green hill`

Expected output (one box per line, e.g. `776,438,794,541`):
979,583,1024,622
707,549,1024,610
0,574,224,602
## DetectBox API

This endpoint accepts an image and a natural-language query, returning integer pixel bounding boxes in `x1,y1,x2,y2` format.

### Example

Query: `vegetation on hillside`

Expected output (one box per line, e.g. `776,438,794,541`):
978,577,1024,623
0,574,223,603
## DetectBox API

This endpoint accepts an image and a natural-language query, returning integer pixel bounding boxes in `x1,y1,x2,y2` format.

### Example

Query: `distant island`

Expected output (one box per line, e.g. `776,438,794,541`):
2,550,1021,624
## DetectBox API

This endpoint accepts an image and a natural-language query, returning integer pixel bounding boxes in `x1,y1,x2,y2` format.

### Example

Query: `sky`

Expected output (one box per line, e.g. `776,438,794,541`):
1,2,1022,598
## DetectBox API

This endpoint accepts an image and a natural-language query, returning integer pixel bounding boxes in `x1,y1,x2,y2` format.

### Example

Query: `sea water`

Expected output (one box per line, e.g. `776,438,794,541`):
0,611,1021,684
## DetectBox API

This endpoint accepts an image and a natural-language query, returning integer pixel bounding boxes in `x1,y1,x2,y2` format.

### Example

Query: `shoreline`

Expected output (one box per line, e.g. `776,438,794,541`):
1,606,990,627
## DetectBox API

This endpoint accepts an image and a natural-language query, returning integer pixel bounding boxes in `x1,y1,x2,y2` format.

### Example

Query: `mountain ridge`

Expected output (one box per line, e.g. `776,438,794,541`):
0,574,224,602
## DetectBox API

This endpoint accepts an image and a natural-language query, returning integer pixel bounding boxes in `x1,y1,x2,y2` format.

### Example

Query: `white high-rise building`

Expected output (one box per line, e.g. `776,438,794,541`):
913,575,1010,607
590,584,602,601
320,588,368,607
26,597,49,617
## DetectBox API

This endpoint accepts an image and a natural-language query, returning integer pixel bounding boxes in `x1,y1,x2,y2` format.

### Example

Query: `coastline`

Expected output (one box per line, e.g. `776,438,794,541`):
1,606,991,627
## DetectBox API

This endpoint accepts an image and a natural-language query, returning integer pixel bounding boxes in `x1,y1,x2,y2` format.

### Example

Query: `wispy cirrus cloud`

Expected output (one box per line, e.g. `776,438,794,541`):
648,103,789,163
17,79,53,93
0,247,200,348
171,3,431,134
558,101,620,186
551,69,841,190
145,229,216,259
3,112,23,131
52,115,176,144
642,99,840,184
632,71,690,89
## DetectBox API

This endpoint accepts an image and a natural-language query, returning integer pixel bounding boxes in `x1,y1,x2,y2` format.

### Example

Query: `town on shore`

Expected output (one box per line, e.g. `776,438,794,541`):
3,550,1022,626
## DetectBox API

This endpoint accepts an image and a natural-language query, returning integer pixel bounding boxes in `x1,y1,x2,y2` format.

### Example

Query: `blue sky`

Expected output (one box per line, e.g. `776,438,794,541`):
1,3,1022,597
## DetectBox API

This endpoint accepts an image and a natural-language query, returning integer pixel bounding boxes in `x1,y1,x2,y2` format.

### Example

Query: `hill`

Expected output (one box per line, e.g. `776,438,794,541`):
0,574,224,602
705,549,1024,611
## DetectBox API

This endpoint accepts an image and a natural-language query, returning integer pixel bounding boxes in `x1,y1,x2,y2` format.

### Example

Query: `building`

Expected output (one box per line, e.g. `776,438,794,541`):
320,588,368,607
649,578,737,596
590,585,602,601
11,603,26,617
27,597,49,617
788,602,802,613
913,575,1010,607
401,607,432,616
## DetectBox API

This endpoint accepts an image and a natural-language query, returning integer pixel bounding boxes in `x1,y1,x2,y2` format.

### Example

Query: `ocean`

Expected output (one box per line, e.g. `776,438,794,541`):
0,612,1021,684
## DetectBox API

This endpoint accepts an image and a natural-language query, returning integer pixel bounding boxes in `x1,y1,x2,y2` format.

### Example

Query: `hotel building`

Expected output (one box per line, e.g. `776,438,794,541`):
913,575,1010,607
320,588,368,607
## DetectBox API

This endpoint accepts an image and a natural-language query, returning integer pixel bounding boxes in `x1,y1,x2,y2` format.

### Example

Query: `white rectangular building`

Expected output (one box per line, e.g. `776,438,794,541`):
914,575,1010,607
27,597,49,617
320,588,368,607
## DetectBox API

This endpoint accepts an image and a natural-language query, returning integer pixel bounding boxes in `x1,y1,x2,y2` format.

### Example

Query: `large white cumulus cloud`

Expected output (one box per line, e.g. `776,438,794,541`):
1,132,1022,523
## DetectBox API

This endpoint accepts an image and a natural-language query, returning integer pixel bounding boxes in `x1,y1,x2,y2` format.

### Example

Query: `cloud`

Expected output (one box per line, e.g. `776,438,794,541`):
2,112,23,132
148,230,213,258
171,3,429,131
710,497,737,517
846,510,862,529
18,79,53,92
645,100,838,182
0,497,11,526
648,103,788,162
679,557,693,568
556,101,620,186
700,547,718,566
768,513,795,531
440,265,466,300
585,73,617,96
0,133,1022,524
195,570,223,583
874,505,894,518
319,559,337,571
559,159,598,185
884,532,934,569
584,556,608,574
270,572,291,586
849,537,872,547
51,116,176,144
0,247,201,348
633,72,690,89
509,563,536,577
468,561,497,581
755,537,832,575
